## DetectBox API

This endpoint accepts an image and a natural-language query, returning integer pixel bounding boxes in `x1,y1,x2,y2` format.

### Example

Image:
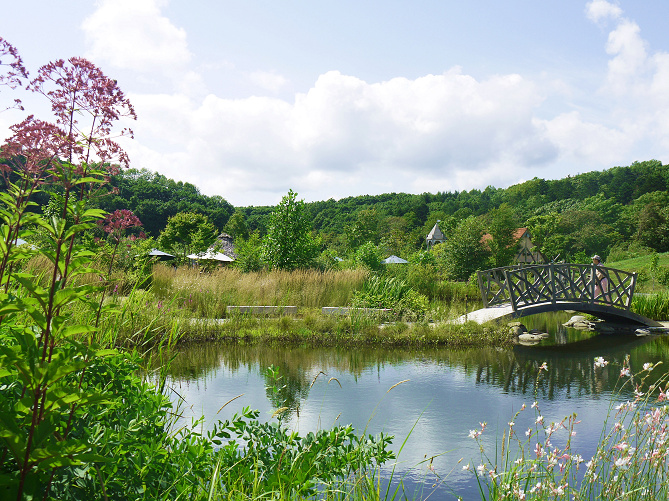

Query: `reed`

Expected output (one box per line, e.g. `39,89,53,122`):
632,291,669,320
152,264,367,312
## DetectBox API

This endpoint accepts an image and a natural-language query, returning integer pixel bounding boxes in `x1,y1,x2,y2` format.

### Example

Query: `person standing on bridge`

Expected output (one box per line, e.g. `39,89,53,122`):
592,255,610,302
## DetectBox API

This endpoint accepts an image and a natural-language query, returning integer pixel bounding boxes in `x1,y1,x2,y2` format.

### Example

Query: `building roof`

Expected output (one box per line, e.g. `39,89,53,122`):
187,250,234,262
382,255,408,264
426,222,445,241
216,232,237,258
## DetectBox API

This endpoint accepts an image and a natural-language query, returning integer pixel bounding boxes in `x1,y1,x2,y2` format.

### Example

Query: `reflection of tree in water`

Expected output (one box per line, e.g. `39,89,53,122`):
477,334,669,400
262,364,311,415
165,325,669,411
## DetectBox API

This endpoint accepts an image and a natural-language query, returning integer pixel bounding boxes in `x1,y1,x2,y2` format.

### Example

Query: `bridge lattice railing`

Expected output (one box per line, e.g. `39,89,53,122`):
477,263,637,312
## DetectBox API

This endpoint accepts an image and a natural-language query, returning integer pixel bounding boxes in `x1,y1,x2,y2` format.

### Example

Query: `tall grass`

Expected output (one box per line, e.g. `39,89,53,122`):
632,292,669,321
152,264,367,314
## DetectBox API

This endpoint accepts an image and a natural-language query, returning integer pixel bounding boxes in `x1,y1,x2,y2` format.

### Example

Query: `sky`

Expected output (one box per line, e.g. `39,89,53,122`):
2,0,669,207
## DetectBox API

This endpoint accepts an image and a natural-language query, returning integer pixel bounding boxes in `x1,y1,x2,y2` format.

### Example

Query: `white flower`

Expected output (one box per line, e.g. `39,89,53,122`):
536,415,544,424
615,457,630,468
620,367,630,377
594,357,608,368
462,463,471,471
508,421,515,427
477,463,486,474
644,362,654,371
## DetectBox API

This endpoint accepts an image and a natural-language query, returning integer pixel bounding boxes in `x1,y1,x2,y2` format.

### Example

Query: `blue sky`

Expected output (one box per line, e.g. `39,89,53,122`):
3,1,669,206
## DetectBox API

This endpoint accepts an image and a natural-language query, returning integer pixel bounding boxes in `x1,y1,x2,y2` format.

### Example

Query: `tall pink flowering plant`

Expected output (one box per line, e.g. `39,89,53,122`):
0,37,137,499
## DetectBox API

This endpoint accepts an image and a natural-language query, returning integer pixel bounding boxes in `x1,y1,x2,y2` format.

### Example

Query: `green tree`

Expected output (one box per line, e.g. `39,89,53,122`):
234,233,264,272
262,190,318,270
225,210,250,240
487,203,517,268
440,216,490,281
158,212,218,260
355,241,383,271
635,202,669,252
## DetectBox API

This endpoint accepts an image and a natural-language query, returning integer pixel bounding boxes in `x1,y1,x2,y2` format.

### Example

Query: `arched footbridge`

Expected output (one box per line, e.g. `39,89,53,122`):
455,263,662,327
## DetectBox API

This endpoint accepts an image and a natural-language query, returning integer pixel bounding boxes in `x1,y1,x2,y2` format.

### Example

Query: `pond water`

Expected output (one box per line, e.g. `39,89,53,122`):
165,313,669,500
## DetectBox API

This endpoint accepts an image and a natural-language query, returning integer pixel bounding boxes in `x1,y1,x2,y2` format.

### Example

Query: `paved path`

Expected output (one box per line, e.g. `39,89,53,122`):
452,304,515,324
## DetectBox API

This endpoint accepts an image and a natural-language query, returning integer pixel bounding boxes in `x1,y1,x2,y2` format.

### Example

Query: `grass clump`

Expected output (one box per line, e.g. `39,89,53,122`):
632,291,669,320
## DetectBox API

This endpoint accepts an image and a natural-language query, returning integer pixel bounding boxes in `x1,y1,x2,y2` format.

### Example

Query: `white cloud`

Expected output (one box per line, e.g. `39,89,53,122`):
124,69,564,205
586,0,622,24
82,0,191,73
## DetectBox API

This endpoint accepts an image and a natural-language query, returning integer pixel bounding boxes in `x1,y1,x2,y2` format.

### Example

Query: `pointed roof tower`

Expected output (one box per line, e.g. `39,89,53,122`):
426,221,446,249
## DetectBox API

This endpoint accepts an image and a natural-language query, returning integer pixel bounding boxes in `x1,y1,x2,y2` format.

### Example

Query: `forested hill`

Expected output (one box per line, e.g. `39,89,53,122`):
100,169,234,237
240,158,668,232
98,159,669,262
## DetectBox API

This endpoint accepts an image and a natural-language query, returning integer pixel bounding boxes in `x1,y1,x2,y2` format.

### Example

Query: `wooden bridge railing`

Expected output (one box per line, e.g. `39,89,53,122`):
477,263,637,312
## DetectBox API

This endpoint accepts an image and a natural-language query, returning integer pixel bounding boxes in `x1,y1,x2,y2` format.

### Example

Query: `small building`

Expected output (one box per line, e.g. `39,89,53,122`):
426,222,446,250
481,228,545,264
513,228,545,264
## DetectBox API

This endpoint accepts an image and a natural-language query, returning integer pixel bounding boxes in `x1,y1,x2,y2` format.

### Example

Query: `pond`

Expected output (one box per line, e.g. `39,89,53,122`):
165,313,669,500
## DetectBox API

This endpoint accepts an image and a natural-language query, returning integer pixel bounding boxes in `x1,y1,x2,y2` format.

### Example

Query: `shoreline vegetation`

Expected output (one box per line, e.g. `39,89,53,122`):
75,263,667,350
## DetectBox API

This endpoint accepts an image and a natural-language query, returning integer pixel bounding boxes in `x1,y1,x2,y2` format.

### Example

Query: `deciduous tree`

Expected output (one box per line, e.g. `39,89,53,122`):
262,189,318,270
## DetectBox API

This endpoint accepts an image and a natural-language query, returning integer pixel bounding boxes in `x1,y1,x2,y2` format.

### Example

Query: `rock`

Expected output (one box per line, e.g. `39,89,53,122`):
508,322,527,337
563,315,587,327
518,333,546,343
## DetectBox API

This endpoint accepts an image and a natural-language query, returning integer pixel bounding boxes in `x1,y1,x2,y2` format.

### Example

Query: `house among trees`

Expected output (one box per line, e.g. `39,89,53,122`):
482,227,545,264
426,222,446,249
513,228,545,264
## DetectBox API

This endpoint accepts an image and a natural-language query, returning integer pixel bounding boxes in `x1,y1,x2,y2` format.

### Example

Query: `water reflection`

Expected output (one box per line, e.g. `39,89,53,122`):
164,313,669,500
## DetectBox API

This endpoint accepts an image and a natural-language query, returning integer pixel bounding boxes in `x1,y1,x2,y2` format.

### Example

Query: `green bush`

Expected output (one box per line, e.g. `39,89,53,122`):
352,275,429,320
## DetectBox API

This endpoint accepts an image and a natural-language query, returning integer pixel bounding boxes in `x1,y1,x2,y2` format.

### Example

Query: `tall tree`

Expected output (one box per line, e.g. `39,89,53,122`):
440,216,490,281
158,212,217,259
262,189,318,270
487,203,517,268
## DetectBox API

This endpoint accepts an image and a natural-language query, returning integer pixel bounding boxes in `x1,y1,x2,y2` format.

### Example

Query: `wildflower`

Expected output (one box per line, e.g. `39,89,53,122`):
594,357,608,368
614,422,624,432
462,463,471,471
477,463,486,474
614,456,630,468
539,362,548,371
521,403,526,411
643,362,654,371
614,442,629,451
508,421,515,428
536,415,544,424
531,401,538,409
514,458,523,465
468,430,480,439
534,443,544,458
525,428,531,437
615,401,636,411
620,366,630,377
